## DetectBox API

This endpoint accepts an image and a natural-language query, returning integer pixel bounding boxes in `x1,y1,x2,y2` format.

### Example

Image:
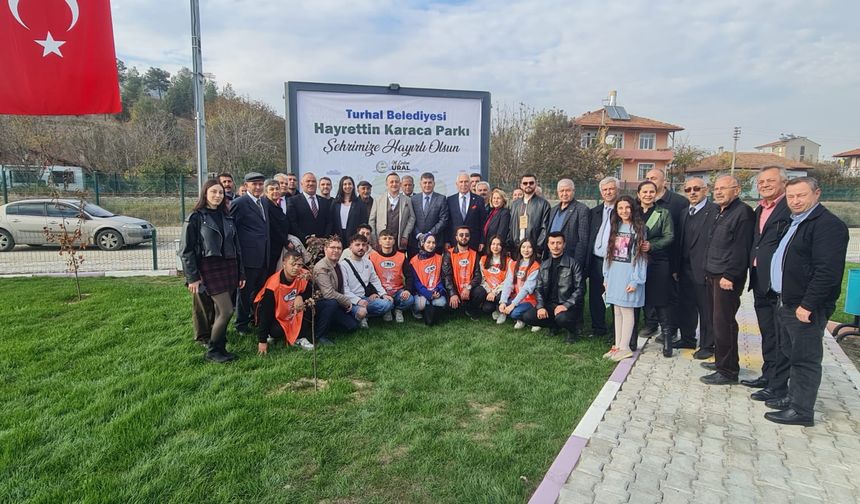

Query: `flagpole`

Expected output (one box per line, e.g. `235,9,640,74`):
190,0,208,193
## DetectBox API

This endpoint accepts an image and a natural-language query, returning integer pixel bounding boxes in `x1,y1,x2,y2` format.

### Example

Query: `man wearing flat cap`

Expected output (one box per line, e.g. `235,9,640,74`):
357,180,374,211
230,172,271,334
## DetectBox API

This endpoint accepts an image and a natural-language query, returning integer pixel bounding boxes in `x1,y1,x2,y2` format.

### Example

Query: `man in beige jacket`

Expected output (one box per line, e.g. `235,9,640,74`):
369,172,416,251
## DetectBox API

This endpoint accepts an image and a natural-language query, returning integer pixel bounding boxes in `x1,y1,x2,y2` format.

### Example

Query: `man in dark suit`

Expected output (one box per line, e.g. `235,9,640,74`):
587,176,619,340
409,172,448,256
230,172,271,333
763,177,848,426
263,178,291,275
287,172,331,244
548,179,590,329
446,172,487,251
700,175,755,385
745,166,791,394
676,177,718,358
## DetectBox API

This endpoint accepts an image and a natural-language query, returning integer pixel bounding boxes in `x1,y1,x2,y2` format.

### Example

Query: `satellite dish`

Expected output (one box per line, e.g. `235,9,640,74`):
605,135,616,145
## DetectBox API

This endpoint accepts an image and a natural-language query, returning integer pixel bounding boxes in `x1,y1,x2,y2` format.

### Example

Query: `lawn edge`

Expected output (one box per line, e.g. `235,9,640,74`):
528,336,650,504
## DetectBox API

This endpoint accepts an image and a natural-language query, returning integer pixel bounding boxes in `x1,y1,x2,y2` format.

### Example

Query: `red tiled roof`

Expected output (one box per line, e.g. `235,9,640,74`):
688,152,813,173
834,148,860,158
574,109,683,131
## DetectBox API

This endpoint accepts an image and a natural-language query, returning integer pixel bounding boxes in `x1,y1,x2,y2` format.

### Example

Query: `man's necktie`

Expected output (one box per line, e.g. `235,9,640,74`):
424,195,430,214
689,207,696,216
310,196,318,218
256,198,265,221
461,195,467,220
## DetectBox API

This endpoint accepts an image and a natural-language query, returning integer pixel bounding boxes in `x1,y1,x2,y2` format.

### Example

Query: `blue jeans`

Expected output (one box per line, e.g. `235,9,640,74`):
314,298,359,337
390,289,415,311
350,296,394,318
510,302,533,321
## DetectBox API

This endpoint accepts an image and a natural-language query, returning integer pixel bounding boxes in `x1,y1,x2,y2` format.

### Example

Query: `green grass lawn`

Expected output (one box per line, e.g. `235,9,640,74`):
834,262,860,325
0,276,613,503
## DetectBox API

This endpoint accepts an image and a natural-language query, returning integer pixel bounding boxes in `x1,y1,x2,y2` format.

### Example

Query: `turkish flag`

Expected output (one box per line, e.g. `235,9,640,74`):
0,0,121,115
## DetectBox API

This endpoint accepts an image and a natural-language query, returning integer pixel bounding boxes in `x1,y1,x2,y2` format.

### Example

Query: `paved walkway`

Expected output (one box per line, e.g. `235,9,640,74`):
557,291,860,504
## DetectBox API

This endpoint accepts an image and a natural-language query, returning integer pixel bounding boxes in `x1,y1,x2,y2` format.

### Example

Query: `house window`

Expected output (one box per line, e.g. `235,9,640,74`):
612,163,622,179
639,133,656,150
638,163,655,180
580,131,598,148
607,132,624,149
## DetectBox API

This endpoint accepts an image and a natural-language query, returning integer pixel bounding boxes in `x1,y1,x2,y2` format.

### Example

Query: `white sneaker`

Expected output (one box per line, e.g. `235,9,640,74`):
383,311,393,322
394,309,404,323
296,337,314,351
359,318,369,329
531,326,542,333
514,320,525,330
491,311,499,321
412,310,423,319
496,313,507,324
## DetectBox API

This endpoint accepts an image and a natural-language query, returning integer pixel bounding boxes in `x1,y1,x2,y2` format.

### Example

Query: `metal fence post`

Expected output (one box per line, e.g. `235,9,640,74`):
179,172,186,223
94,171,100,205
1,166,7,204
151,228,159,270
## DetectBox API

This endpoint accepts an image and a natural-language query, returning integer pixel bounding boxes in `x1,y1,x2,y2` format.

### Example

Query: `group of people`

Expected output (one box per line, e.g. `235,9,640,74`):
180,165,848,426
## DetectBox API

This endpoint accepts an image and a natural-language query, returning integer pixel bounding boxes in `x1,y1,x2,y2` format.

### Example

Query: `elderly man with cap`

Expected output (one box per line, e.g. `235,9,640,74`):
357,180,374,210
230,171,272,333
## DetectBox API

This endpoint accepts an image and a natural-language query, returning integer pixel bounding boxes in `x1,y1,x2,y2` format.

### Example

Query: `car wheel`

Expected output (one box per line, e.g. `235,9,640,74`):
96,229,124,251
0,229,14,252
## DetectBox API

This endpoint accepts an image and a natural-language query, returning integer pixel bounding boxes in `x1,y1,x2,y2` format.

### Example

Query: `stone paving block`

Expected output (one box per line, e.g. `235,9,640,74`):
690,485,728,504
556,485,594,504
724,467,755,489
699,436,726,456
629,471,663,495
592,487,629,504
563,470,600,492
791,492,826,504
823,482,860,504
626,489,661,504
574,453,607,478
659,486,694,504
660,470,694,494
587,436,619,457
725,482,761,502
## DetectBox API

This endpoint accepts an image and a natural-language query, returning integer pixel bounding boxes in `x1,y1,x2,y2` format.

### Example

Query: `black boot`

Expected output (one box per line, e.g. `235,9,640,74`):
206,340,236,363
564,330,577,344
661,328,673,358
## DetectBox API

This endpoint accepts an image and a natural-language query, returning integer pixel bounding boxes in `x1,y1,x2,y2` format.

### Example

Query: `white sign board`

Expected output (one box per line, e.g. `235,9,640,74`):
294,90,485,196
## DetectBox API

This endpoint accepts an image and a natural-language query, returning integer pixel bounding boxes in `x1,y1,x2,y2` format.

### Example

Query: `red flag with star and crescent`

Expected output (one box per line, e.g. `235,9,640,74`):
0,0,121,114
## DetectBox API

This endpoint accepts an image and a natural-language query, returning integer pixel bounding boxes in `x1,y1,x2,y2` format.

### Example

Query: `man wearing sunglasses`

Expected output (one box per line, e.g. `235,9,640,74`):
677,178,718,359
509,173,551,256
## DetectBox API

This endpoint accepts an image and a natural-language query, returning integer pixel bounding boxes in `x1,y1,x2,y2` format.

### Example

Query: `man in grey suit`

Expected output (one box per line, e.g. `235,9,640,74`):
369,172,415,251
409,172,449,256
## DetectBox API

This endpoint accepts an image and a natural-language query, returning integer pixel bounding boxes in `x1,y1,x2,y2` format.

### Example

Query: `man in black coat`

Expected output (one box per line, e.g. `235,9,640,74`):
676,177,718,358
744,166,791,393
263,178,292,275
522,232,585,343
587,177,619,340
230,172,271,333
700,175,754,385
548,178,590,328
287,172,331,244
509,173,551,256
763,177,848,426
446,172,487,251
409,172,448,256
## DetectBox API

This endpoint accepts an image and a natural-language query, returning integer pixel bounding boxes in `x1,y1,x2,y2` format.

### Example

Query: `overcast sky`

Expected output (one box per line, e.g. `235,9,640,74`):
113,0,859,159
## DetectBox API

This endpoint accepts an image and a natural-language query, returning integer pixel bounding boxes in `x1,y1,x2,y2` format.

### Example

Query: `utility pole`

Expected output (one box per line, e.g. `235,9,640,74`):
190,0,208,194
730,126,741,177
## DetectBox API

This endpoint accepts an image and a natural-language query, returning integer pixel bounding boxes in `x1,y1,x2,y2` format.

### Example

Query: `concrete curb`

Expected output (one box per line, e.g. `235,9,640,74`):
0,269,178,279
528,336,650,504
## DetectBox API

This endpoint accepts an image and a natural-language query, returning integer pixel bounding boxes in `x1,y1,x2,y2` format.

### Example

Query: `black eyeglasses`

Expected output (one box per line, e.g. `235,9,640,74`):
522,181,536,186
684,186,704,193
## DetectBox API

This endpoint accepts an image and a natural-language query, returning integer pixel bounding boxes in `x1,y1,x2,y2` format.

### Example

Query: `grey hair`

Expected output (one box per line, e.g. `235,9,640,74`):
476,181,490,190
557,178,575,190
263,178,279,190
273,173,287,181
758,165,788,182
714,174,740,186
786,176,820,192
599,176,620,188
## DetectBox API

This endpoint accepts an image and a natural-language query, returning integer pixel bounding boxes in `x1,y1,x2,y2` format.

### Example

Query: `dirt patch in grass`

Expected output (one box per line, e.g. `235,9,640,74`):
378,445,408,466
65,293,91,304
318,497,357,504
267,378,330,395
514,422,538,431
350,379,374,401
468,401,505,422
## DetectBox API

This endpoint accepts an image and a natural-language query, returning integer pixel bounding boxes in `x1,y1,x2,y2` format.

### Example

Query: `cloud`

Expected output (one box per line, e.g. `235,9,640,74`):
112,0,860,157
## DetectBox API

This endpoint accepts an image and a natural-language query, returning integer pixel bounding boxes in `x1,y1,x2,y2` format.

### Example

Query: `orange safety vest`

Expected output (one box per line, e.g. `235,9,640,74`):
448,247,477,296
254,269,309,345
480,256,507,291
369,250,406,294
410,254,443,291
508,258,539,306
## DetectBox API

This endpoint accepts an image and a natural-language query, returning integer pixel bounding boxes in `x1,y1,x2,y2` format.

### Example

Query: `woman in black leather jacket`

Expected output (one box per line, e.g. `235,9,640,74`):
180,179,246,363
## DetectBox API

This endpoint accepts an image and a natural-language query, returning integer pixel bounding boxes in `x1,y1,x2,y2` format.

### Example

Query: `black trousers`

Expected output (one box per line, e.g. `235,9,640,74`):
235,266,267,330
752,288,780,384
588,255,609,334
522,304,578,333
470,285,499,314
678,265,713,351
770,304,832,417
707,274,743,380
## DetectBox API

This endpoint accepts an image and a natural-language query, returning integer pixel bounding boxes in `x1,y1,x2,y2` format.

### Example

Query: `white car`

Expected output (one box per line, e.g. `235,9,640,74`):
0,199,155,251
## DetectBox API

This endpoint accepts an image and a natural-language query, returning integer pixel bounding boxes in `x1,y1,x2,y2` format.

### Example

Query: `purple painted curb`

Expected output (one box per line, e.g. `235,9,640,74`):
528,343,645,504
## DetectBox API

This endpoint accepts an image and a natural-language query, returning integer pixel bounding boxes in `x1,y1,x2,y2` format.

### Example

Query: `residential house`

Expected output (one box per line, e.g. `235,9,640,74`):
755,134,820,163
834,148,860,177
574,91,683,187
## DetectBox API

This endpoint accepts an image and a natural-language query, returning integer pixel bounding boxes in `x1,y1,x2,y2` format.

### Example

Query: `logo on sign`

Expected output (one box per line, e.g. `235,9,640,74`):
375,161,388,173
390,160,411,172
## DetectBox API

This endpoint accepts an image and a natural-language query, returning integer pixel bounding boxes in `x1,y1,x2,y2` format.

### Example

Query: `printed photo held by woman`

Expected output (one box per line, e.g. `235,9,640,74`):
180,179,246,363
637,180,676,357
498,239,540,330
602,195,648,361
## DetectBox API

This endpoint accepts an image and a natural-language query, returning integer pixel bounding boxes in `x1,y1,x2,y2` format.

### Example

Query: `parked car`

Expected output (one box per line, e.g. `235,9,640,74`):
0,199,155,251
